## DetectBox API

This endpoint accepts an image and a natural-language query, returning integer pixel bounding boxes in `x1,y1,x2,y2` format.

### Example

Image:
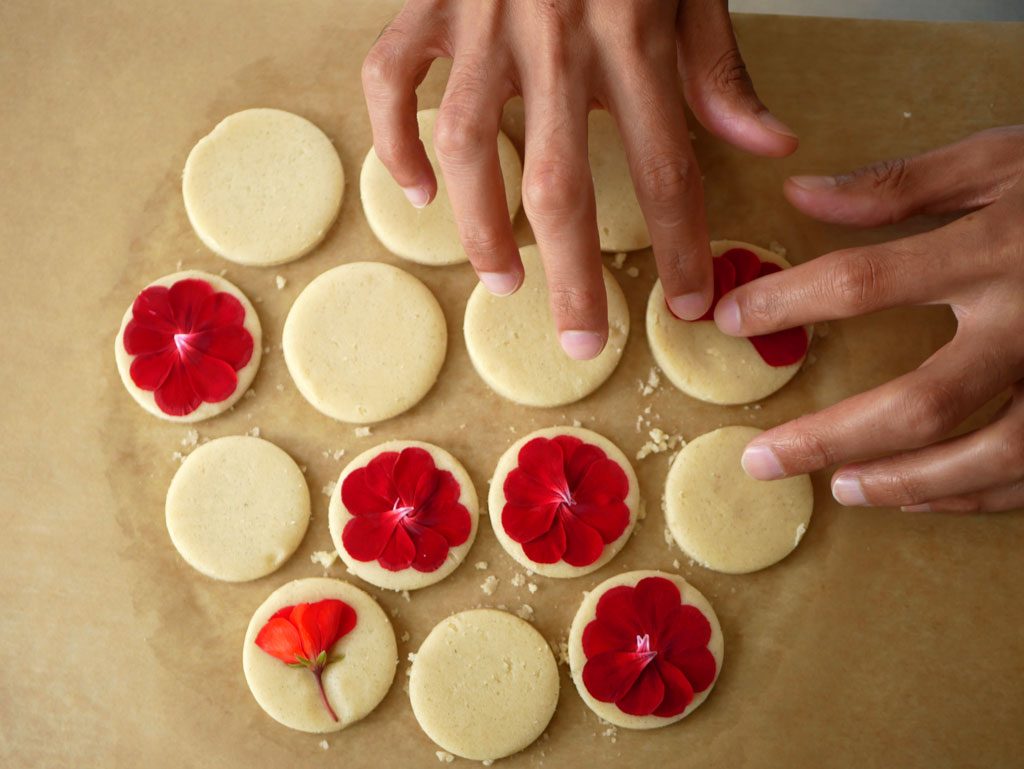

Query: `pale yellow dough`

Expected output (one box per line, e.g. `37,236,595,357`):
409,609,558,761
646,240,810,405
361,108,523,266
489,426,640,578
283,262,447,423
166,436,310,581
664,426,813,574
183,108,344,266
568,570,724,729
464,245,629,407
328,440,479,591
242,578,397,733
589,110,650,252
113,270,262,423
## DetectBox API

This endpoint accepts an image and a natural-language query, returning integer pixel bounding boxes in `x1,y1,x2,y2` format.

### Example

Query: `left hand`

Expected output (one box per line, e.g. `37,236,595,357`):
713,126,1024,513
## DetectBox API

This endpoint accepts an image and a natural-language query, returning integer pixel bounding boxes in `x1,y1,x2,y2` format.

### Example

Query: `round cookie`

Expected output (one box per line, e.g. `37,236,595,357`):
464,245,629,407
647,240,811,405
410,609,558,761
589,110,649,252
568,570,724,729
165,436,309,581
183,108,344,266
664,425,813,574
361,108,523,266
489,426,640,578
329,440,479,591
283,262,447,423
114,270,262,422
243,578,397,733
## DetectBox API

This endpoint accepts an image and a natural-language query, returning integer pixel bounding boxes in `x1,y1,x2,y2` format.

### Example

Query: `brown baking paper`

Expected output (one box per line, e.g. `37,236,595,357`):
2,2,1023,767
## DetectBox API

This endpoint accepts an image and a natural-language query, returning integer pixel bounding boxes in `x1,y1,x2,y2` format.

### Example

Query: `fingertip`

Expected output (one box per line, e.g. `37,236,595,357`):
667,291,711,321
402,185,431,208
831,474,869,507
713,294,742,335
741,443,786,481
559,330,606,361
478,269,522,297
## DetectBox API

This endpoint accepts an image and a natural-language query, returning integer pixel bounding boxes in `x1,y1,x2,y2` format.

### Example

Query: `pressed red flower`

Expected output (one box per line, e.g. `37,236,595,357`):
678,247,808,367
123,278,254,416
581,577,716,718
255,598,357,722
341,447,471,573
502,436,630,568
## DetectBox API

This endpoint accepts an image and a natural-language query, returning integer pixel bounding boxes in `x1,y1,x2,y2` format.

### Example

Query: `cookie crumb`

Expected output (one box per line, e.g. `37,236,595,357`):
482,762,494,767
528,582,538,594
555,638,569,666
610,252,627,270
247,426,261,438
181,429,199,448
400,630,410,642
474,561,488,570
275,275,287,290
319,740,329,751
175,259,183,270
511,573,526,588
309,550,338,569
435,752,455,764
275,383,285,392
171,450,185,463
480,575,499,595
625,266,639,278
571,418,582,428
795,521,808,547
401,590,411,602
354,426,372,438
321,481,337,498
903,110,912,118
664,526,676,548
636,427,685,460
672,558,681,569
244,389,255,399
516,604,535,621
637,499,647,521
768,240,788,257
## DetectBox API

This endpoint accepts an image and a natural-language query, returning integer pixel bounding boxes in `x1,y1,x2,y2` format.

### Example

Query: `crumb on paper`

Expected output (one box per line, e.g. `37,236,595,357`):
407,652,417,663
400,630,411,642
391,606,399,617
244,389,255,399
525,569,534,577
795,521,808,547
401,590,411,602
321,481,337,498
817,322,830,338
332,449,346,461
299,464,307,473
247,426,261,438
310,550,338,569
768,240,788,257
319,740,329,751
610,252,627,270
511,573,526,588
571,418,582,428
626,266,639,278
483,762,494,767
673,558,681,569
435,752,455,764
474,561,488,571
275,275,287,290
601,723,618,743
528,582,538,594
480,575,499,595
181,429,199,448
354,426,372,438
263,345,271,354
175,259,183,271
516,604,535,621
171,450,185,463
664,526,676,549
275,383,285,392
903,110,912,118
554,638,569,666
636,427,685,461
637,499,647,520
218,268,228,276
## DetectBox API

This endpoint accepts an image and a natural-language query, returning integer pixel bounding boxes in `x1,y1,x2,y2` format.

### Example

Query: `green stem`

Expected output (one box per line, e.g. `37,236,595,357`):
312,667,339,722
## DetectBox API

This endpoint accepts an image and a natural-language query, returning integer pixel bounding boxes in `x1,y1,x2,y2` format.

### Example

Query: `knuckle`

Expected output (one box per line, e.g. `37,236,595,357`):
829,252,888,312
634,152,694,209
903,382,962,443
434,102,487,161
549,283,604,324
883,470,928,506
523,159,582,216
460,225,507,260
361,40,403,88
705,47,755,98
996,422,1024,467
863,157,910,194
783,428,836,469
739,284,786,327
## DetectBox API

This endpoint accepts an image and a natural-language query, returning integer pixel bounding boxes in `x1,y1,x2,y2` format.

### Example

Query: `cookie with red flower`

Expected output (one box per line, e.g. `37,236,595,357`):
568,570,724,729
243,577,397,733
489,427,639,578
114,271,262,421
329,441,479,591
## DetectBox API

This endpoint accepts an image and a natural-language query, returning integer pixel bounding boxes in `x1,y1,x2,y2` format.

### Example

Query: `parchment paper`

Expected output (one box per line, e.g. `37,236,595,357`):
1,3,1022,768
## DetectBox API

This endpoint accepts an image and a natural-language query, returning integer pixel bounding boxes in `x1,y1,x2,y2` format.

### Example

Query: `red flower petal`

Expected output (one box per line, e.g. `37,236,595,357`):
153,361,203,416
695,256,738,321
168,278,215,330
407,522,450,572
574,458,629,505
341,466,393,516
123,319,172,356
504,469,566,509
342,510,402,562
179,347,239,403
665,647,718,694
615,663,666,717
291,599,356,661
131,285,176,333
414,477,471,546
750,326,809,367
254,616,303,664
378,522,417,571
516,438,570,497
572,501,630,544
189,325,254,370
393,447,435,506
758,261,783,278
582,615,637,658
129,348,177,391
662,603,713,655
560,439,606,488
192,289,246,333
652,659,695,717
502,502,560,545
633,576,684,645
582,651,654,704
723,248,761,284
521,516,567,563
363,452,400,505
560,512,606,567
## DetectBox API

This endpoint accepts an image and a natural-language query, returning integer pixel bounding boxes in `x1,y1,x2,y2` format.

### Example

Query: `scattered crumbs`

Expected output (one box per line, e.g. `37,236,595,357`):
401,590,411,602
171,450,185,463
175,259,183,271
672,558,681,569
508,425,516,432
625,266,639,278
247,426,261,438
319,740,329,751
400,630,411,643
275,275,287,290
636,427,685,460
474,561,488,570
528,582,538,594
634,414,644,433
610,252,627,270
511,573,526,588
218,268,228,276
407,652,417,663
321,481,337,498
555,638,570,666
483,762,494,767
903,110,912,118
768,240,788,257
600,723,618,743
525,569,534,577
664,527,676,549
516,604,535,621
253,296,263,304
263,345,271,355
309,550,338,569
244,389,255,399
795,521,808,547
436,751,455,764
354,426,373,438
637,499,647,521
571,418,582,428
180,429,199,448
332,449,346,461
275,383,285,392
480,575,499,595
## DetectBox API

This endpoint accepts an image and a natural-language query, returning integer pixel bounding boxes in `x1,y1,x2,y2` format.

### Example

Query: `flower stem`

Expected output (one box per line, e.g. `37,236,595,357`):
312,668,339,722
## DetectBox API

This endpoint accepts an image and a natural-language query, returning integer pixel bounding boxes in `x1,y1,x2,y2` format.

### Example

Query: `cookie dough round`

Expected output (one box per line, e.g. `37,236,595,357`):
165,436,309,581
647,240,810,405
489,426,640,578
361,108,523,266
183,108,344,266
589,110,649,252
665,426,813,574
464,245,629,407
114,270,262,422
568,570,724,729
283,262,447,423
410,609,558,761
329,440,479,591
243,578,397,733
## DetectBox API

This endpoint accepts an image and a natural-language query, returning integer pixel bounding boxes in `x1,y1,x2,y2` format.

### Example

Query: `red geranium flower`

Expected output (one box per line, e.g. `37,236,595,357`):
255,598,357,722
341,447,471,572
123,278,254,416
582,576,717,718
679,247,808,367
502,436,630,567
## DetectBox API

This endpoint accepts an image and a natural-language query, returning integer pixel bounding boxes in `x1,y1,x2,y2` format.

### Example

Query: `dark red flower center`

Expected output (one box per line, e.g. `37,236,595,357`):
581,577,717,718
122,277,254,416
501,435,631,568
341,447,472,573
671,247,809,367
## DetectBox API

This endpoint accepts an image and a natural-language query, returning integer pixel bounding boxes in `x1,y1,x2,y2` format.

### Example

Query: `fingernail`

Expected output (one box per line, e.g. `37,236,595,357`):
789,175,837,191
478,271,520,297
560,330,605,361
758,111,798,139
714,296,742,335
741,445,785,481
403,185,430,208
667,292,709,321
901,503,932,512
832,475,869,506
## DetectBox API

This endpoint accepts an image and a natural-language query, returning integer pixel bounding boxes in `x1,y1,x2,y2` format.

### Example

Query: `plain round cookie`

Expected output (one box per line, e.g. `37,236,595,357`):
589,110,650,252
243,578,397,733
665,426,813,574
114,270,262,422
489,426,640,578
329,440,479,591
361,108,523,266
183,108,343,266
464,245,629,407
568,570,724,729
410,609,558,761
165,436,309,581
283,262,447,423
647,240,810,405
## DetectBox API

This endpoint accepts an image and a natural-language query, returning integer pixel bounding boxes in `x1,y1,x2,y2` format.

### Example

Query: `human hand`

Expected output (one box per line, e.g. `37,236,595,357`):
362,0,798,359
715,126,1024,513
